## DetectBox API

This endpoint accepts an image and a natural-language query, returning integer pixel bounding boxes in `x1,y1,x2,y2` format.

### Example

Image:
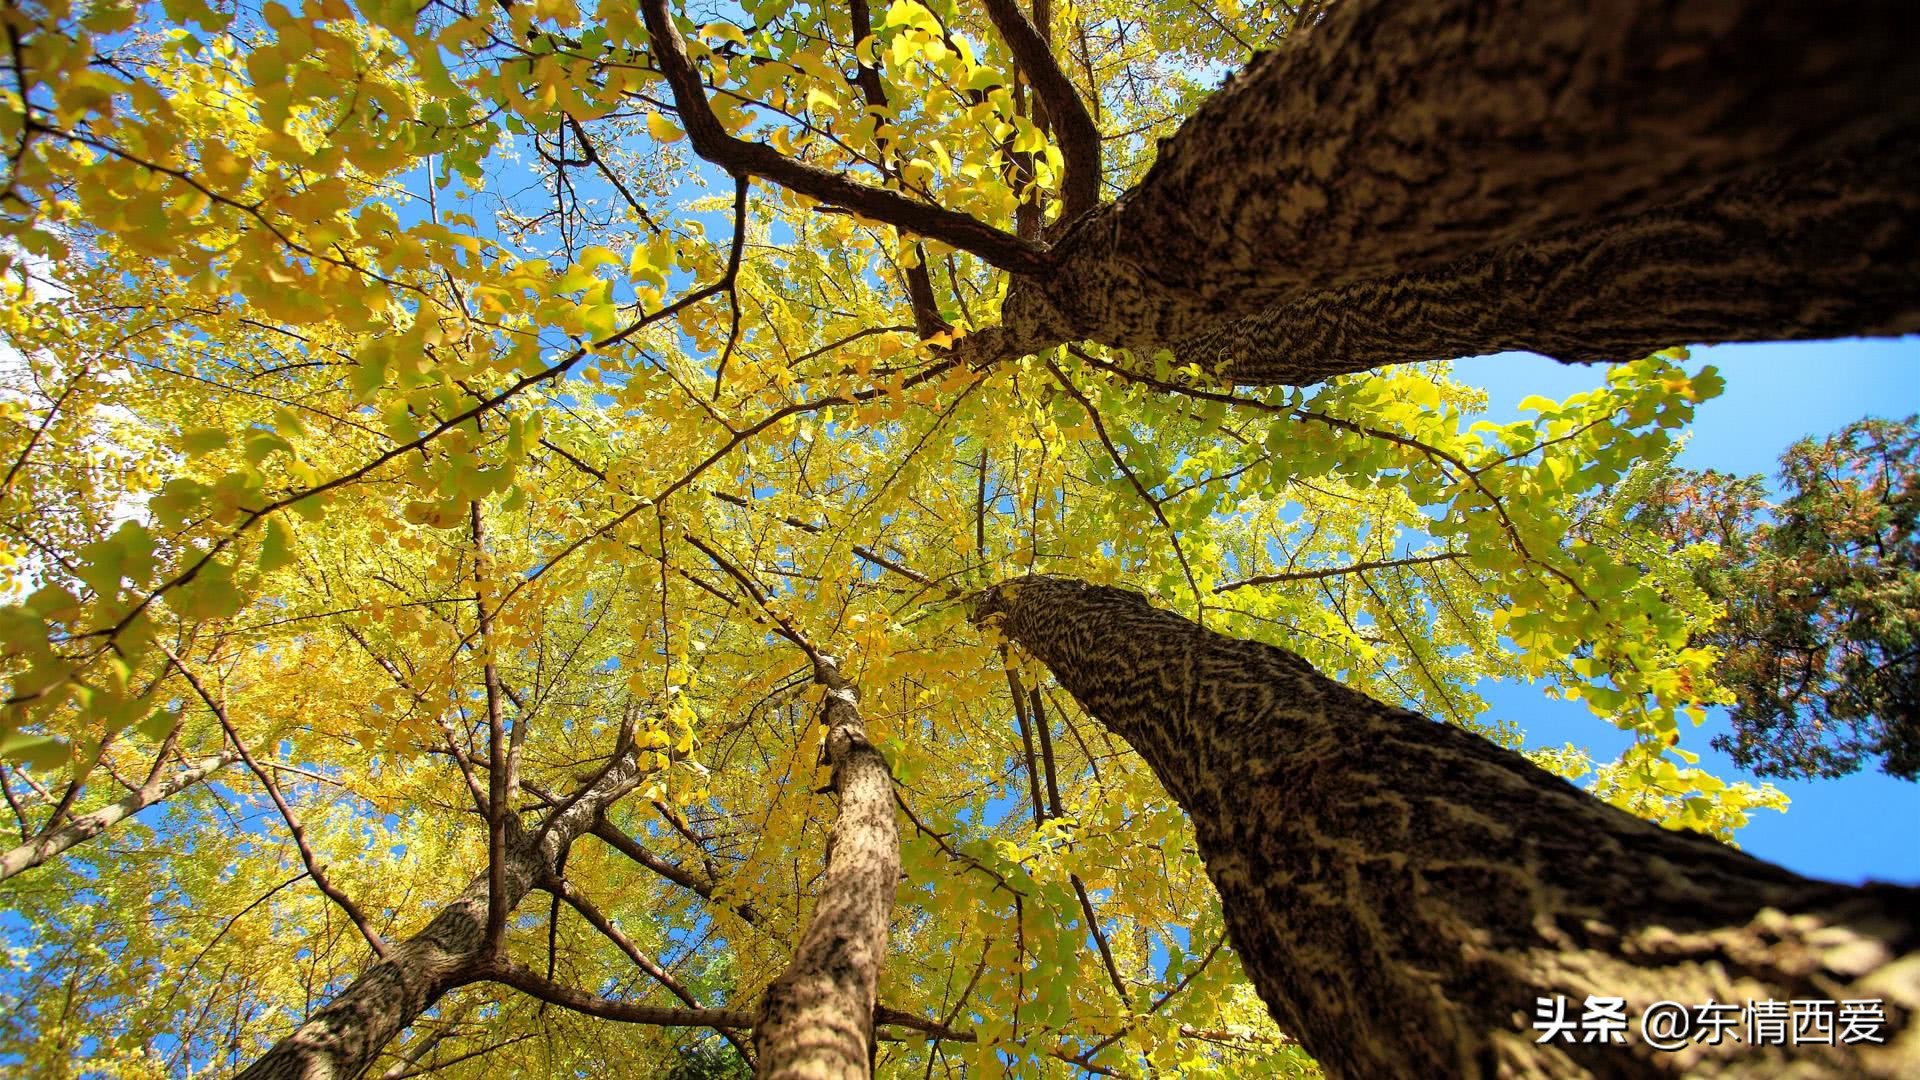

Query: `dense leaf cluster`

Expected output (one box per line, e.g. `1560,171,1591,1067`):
1640,417,1919,780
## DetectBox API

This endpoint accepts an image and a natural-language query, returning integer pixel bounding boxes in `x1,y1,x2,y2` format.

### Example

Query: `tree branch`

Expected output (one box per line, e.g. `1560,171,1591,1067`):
1002,0,1920,354
1176,134,1920,383
167,649,391,960
0,751,237,882
590,817,761,925
1216,551,1466,593
473,959,753,1028
980,0,1101,221
551,879,756,1061
637,0,1048,274
848,0,951,337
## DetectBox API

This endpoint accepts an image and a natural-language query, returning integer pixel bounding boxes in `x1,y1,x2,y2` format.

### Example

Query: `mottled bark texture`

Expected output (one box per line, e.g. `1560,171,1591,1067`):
975,576,1920,1079
0,752,235,883
234,752,646,1080
948,0,1920,382
753,659,900,1079
1175,134,1920,385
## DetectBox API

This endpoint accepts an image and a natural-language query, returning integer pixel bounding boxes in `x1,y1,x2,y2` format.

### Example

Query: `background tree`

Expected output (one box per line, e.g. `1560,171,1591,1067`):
1638,417,1919,781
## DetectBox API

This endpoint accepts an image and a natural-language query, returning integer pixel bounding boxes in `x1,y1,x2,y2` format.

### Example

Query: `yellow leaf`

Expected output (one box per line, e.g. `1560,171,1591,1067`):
648,111,685,143
701,21,747,47
804,86,839,115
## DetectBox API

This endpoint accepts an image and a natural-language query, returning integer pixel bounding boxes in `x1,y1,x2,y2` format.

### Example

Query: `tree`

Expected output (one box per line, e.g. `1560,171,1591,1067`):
0,0,1916,1076
1638,417,1920,781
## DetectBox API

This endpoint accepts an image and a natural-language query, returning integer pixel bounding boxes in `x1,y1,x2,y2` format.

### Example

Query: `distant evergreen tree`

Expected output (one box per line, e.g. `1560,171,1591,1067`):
1640,416,1919,780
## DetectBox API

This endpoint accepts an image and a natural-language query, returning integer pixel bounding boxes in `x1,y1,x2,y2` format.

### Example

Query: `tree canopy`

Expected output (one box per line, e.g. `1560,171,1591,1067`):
1638,416,1919,782
0,0,1913,1076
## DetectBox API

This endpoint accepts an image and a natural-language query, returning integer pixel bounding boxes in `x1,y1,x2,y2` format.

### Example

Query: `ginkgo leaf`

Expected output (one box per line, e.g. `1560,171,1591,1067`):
648,111,685,143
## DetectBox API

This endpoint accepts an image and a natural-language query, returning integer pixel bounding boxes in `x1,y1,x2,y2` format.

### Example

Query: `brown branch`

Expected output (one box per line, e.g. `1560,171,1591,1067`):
1005,661,1047,829
167,649,390,959
892,787,1026,899
1045,358,1205,617
471,502,510,956
705,488,945,591
383,1034,539,1079
590,817,761,925
0,751,237,882
1215,551,1467,593
848,0,951,337
564,114,661,233
155,871,310,1020
0,363,88,497
706,176,754,395
551,879,755,1061
1078,933,1233,1071
472,959,753,1028
0,769,30,843
1070,873,1130,1009
636,0,1048,275
653,798,722,885
980,0,1101,221
872,1005,1119,1075
1029,686,1064,817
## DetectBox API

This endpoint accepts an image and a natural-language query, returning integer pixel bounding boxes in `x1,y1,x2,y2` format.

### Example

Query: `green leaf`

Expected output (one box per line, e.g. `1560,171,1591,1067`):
136,709,180,743
0,730,67,771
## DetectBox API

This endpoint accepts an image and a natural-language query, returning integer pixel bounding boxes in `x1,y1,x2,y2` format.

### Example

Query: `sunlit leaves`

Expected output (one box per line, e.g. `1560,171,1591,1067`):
0,0,1795,1075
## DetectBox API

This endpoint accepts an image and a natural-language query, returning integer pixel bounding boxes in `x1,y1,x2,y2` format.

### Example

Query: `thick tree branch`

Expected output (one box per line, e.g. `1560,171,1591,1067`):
732,632,896,1078
980,0,1101,222
0,751,236,882
637,0,1048,275
238,751,648,1079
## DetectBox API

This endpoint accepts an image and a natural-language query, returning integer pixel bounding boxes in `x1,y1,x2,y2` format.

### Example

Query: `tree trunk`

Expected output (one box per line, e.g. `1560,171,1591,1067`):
1177,135,1920,385
1001,0,1920,356
975,576,1920,1079
234,752,646,1080
753,658,900,1079
0,752,235,883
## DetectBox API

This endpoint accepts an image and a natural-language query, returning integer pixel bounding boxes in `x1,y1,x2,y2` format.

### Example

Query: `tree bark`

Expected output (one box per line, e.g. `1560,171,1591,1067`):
648,0,1920,375
1001,0,1920,355
753,658,900,1079
1178,134,1920,385
234,752,646,1080
976,576,1920,1078
0,752,235,883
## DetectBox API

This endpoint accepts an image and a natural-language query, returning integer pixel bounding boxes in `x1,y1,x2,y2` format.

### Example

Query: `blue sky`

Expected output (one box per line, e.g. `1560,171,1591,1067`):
1455,338,1920,886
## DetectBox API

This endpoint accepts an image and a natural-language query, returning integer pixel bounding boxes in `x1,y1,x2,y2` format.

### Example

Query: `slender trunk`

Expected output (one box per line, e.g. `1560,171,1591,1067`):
234,752,645,1080
977,576,1920,1078
0,752,235,883
1180,134,1920,385
753,659,899,1079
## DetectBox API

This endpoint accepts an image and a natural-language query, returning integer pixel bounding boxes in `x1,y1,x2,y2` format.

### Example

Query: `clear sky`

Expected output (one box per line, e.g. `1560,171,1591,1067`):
1454,338,1920,886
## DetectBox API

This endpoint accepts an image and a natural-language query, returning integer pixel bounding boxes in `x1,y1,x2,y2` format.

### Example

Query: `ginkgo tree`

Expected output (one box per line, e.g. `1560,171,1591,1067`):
0,0,1915,1077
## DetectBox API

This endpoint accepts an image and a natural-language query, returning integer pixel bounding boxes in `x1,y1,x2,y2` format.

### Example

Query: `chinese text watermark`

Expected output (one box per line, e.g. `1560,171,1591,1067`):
1532,995,1886,1050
